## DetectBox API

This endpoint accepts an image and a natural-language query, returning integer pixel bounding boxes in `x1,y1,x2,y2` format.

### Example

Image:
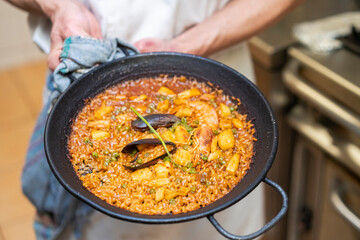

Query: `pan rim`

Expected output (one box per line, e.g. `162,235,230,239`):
44,52,278,223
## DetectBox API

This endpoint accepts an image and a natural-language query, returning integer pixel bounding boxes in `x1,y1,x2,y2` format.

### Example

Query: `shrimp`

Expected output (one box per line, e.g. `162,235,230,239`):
192,125,214,165
189,101,218,130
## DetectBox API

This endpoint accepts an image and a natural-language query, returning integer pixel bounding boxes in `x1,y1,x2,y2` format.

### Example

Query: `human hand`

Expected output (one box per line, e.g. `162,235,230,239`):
134,38,185,54
44,0,102,70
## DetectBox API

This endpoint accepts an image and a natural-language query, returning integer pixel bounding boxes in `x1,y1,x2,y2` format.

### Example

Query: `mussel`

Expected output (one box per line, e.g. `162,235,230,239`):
122,138,176,170
131,114,180,132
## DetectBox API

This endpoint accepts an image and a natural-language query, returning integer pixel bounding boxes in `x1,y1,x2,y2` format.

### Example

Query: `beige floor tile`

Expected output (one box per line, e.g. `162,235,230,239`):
0,119,36,240
9,59,47,117
0,114,36,174
0,71,34,134
1,216,35,240
0,169,35,223
0,226,4,240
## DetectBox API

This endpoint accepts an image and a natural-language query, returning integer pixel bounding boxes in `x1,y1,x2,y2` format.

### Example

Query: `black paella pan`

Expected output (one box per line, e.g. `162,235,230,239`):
44,52,287,240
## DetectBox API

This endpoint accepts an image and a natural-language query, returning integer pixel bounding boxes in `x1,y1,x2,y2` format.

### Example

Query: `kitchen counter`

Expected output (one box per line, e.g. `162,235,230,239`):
249,0,360,68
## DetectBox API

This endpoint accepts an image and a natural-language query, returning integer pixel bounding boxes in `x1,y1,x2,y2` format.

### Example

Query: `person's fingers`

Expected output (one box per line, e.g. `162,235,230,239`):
48,34,63,71
134,39,159,53
86,12,103,39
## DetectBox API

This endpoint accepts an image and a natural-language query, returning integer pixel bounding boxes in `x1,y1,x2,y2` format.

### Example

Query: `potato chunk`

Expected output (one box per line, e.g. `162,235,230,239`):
177,88,201,99
94,105,114,119
150,178,170,187
87,120,110,129
154,164,170,178
175,125,190,144
232,118,244,129
226,153,240,174
91,130,110,141
131,168,154,181
157,86,175,96
173,149,192,166
175,107,193,118
157,99,170,111
208,150,222,161
130,94,147,102
164,187,190,200
211,136,218,153
218,129,235,150
156,187,166,202
162,130,176,142
220,103,231,117
174,98,188,105
219,119,232,129
116,113,133,125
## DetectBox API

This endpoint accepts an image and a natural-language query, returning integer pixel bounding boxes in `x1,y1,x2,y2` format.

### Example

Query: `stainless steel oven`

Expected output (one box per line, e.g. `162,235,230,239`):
283,47,360,240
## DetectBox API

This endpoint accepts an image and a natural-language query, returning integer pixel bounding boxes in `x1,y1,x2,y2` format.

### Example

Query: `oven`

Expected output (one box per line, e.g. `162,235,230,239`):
283,46,360,240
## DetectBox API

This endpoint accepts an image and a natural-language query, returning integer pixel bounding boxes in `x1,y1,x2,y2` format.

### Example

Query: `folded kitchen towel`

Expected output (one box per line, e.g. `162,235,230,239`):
293,11,360,54
21,36,138,240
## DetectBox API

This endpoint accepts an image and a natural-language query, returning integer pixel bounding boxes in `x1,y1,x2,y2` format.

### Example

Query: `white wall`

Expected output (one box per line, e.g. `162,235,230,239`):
0,1,45,70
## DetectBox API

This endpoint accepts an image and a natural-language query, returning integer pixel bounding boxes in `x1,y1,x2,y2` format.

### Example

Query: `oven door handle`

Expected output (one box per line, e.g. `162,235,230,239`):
283,60,360,136
330,180,360,232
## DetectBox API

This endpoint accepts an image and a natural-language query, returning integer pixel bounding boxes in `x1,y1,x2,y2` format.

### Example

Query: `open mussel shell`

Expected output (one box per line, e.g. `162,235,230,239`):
122,138,176,170
131,114,180,132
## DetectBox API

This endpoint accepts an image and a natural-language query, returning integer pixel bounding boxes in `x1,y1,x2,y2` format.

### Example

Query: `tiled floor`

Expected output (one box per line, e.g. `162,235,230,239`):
0,59,47,240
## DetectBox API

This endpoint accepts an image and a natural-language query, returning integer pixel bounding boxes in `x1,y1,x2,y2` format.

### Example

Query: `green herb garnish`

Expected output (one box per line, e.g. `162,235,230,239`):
130,106,197,174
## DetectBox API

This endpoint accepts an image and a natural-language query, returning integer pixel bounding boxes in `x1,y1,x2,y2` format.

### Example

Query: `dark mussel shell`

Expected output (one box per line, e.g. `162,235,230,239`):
122,138,176,170
131,114,180,132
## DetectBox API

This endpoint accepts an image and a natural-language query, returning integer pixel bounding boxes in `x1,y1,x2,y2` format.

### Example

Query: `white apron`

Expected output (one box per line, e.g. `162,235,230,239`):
29,1,264,239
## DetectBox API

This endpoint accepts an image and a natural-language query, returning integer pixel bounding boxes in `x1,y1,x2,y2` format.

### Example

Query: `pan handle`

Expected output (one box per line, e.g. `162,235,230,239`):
207,178,288,240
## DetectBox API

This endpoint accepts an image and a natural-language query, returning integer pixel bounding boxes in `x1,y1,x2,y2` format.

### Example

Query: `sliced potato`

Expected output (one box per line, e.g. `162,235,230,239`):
219,119,232,129
135,105,147,113
94,105,114,119
218,129,235,150
175,107,193,118
211,136,218,153
173,148,192,166
164,187,190,200
116,113,132,125
208,150,222,161
164,189,178,200
157,99,170,111
220,103,231,117
199,93,215,101
150,178,170,187
154,164,170,178
177,88,201,99
115,95,127,100
226,153,240,174
131,168,154,181
156,187,166,202
175,125,190,144
174,98,188,105
232,118,244,129
87,120,110,129
91,130,110,141
157,86,175,96
162,130,176,142
130,94,147,102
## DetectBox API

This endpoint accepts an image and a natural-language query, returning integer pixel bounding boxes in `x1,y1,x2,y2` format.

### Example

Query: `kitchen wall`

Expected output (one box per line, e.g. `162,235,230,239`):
0,1,45,70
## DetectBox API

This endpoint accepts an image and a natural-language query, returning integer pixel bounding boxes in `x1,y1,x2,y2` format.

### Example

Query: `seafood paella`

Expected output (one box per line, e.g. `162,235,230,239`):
68,75,256,215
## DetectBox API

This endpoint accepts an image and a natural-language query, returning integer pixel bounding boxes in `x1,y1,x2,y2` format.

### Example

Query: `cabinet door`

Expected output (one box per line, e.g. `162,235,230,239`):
318,160,360,240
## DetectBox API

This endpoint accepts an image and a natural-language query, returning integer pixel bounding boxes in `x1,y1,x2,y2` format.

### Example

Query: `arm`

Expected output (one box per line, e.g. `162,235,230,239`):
134,0,304,55
5,0,102,70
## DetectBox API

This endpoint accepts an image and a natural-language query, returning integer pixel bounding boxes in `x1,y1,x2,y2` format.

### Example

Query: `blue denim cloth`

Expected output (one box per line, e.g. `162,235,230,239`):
22,36,138,240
